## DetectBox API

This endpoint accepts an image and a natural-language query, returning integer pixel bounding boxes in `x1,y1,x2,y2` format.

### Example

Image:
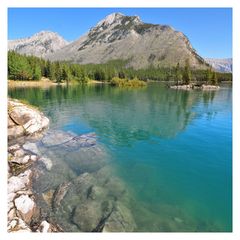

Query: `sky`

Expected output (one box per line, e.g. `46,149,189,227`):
8,8,232,58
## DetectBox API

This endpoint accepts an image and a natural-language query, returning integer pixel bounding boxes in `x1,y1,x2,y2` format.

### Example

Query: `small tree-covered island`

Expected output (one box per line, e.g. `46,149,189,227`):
8,10,232,233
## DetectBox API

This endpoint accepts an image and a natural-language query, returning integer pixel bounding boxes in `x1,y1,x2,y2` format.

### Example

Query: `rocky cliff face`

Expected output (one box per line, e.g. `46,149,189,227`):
205,58,232,73
8,31,69,58
8,13,209,69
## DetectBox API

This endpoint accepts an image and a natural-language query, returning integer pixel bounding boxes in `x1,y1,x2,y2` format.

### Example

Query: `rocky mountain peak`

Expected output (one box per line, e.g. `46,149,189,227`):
33,30,61,38
90,13,142,34
8,31,69,58
96,13,125,27
205,58,232,73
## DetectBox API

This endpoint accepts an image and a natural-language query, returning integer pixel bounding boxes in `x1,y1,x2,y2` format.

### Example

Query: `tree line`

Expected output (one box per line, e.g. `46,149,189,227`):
8,51,232,84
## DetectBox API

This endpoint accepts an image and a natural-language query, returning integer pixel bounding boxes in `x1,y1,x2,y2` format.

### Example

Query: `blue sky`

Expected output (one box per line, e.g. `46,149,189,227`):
8,8,232,58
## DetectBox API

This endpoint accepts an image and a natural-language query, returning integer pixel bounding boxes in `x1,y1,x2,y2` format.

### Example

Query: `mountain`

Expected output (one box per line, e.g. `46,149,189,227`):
8,13,209,69
204,58,232,73
47,13,208,69
8,31,69,58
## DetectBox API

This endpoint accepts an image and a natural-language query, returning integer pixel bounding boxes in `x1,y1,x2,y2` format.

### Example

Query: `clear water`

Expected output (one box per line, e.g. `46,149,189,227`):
9,82,232,232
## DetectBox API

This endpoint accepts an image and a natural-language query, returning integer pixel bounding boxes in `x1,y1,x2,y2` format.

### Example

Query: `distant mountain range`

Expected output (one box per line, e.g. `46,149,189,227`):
9,12,228,71
8,31,69,58
204,58,232,73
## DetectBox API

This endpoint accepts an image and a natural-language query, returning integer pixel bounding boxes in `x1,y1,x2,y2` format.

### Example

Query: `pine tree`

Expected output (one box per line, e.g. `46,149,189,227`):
8,51,32,80
175,62,183,85
62,64,71,83
32,65,42,80
44,60,51,78
211,71,218,85
55,62,63,83
49,63,56,81
206,68,212,85
183,59,192,84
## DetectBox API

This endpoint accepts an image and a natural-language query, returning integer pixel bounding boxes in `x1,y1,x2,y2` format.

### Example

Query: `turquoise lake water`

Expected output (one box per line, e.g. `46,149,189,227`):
9,82,232,231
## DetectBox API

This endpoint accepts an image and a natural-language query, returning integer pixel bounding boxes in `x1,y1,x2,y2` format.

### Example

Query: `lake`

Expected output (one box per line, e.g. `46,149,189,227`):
8,82,232,232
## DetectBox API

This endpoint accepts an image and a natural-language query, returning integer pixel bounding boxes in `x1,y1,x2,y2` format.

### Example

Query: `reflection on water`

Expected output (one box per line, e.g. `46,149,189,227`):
9,83,232,232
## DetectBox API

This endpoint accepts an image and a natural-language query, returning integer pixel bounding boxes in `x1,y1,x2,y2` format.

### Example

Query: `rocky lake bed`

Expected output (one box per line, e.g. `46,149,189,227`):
8,98,136,232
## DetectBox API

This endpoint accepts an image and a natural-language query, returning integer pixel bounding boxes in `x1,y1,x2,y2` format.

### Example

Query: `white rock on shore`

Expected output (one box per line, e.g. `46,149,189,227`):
10,155,30,164
170,84,220,90
38,221,51,232
201,84,220,90
170,84,192,90
8,217,32,232
8,169,32,194
8,99,49,140
8,99,51,233
14,195,36,223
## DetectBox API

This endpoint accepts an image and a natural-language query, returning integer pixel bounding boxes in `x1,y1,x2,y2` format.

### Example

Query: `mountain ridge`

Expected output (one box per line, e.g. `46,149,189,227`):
8,13,210,69
204,58,232,73
8,31,69,58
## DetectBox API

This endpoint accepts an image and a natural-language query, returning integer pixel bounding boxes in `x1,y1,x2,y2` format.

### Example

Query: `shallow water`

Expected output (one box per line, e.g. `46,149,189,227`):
9,82,232,232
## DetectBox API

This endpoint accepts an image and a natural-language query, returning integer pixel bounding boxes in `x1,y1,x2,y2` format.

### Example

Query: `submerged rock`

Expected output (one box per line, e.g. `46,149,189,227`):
53,182,72,210
41,130,75,147
39,156,53,171
65,145,108,174
41,130,97,151
103,203,137,232
73,200,114,232
47,168,136,232
61,133,97,151
174,217,183,223
42,189,55,207
22,142,41,155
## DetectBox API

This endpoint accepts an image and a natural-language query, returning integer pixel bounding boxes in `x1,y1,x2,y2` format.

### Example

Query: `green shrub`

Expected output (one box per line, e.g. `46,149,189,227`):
110,77,146,87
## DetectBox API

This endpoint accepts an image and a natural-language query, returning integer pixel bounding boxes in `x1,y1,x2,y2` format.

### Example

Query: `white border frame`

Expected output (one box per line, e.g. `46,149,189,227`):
1,1,239,240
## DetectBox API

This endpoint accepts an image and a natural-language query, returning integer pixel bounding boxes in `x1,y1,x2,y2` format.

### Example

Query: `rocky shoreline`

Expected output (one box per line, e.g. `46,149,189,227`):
7,99,60,232
170,84,220,90
8,98,136,232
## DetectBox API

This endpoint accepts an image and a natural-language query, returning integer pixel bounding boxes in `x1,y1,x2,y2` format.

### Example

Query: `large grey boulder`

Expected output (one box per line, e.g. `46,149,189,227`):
8,169,32,194
8,99,49,140
41,130,75,147
49,169,136,232
14,195,36,224
103,203,136,232
72,200,114,232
